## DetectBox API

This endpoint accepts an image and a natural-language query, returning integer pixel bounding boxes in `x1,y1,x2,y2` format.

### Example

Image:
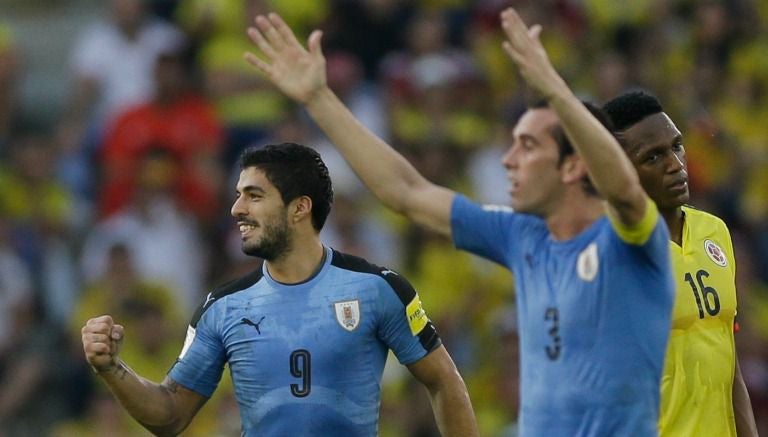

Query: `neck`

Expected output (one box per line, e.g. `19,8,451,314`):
265,238,325,284
545,192,604,241
661,206,685,245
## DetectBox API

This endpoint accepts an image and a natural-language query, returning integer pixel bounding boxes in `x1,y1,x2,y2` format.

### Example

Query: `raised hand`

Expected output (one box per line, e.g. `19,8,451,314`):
244,13,328,105
82,315,124,373
500,8,568,100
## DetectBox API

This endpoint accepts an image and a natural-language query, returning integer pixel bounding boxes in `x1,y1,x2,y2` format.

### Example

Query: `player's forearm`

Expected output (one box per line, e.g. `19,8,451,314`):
547,88,643,206
427,379,479,437
97,360,189,436
732,360,758,437
305,87,429,215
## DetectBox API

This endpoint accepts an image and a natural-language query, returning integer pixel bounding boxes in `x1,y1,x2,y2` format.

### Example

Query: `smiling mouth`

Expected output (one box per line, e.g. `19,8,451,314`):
238,223,259,235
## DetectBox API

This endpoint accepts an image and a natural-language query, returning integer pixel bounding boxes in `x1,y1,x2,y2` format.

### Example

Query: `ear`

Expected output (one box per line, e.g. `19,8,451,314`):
289,196,313,224
560,154,588,186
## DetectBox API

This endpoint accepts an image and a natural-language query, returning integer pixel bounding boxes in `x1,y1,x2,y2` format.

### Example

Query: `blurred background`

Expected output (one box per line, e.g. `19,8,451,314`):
0,0,766,435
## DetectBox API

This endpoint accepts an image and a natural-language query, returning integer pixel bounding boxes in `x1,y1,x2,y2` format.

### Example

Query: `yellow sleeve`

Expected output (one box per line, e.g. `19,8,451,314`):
722,223,737,282
607,197,659,245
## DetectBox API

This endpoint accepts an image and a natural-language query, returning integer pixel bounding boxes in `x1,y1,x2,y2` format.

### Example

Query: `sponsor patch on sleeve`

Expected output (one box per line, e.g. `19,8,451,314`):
406,294,429,336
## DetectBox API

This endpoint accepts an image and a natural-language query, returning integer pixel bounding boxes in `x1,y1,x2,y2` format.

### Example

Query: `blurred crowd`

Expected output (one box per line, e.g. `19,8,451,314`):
0,0,766,435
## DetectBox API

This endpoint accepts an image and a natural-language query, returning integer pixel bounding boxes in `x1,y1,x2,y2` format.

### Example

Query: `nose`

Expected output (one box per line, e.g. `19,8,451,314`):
502,144,518,169
664,150,685,174
231,196,246,218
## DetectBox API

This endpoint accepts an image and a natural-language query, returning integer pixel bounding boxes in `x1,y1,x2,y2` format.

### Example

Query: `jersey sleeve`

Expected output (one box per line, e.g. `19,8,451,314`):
376,273,441,366
450,194,521,265
611,200,671,272
719,218,739,318
167,303,227,398
606,197,662,245
721,221,737,282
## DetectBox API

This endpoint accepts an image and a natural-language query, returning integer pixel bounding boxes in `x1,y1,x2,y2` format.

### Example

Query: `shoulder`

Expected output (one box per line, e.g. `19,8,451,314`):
188,268,264,327
452,195,542,232
211,268,265,297
682,206,735,267
330,249,417,304
606,198,668,246
683,205,731,235
453,194,513,217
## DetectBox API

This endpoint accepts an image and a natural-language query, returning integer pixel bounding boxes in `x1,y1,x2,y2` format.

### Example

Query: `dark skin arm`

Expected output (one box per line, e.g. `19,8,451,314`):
732,356,758,437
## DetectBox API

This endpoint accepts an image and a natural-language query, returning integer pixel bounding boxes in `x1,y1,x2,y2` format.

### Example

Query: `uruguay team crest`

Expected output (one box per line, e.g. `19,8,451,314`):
334,300,361,331
704,239,728,267
577,242,599,281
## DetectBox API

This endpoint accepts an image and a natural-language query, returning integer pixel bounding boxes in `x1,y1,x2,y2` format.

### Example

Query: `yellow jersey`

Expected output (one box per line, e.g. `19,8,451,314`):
659,206,738,436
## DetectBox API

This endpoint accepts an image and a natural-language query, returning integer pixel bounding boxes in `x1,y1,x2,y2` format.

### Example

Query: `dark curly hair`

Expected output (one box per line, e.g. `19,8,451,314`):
602,91,664,132
238,143,334,231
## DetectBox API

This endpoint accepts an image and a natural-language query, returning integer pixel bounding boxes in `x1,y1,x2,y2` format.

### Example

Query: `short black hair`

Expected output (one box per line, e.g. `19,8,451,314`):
602,91,664,132
530,99,614,196
238,143,334,231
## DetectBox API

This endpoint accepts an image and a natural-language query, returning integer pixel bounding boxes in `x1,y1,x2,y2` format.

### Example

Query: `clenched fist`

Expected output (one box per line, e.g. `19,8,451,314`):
82,315,125,373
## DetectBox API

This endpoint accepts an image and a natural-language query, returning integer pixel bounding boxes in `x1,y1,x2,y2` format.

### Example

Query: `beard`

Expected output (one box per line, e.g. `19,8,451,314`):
241,213,291,261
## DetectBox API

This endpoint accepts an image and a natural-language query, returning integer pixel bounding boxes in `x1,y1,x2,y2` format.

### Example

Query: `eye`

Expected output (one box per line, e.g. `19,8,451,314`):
644,153,660,164
672,142,685,153
520,138,535,151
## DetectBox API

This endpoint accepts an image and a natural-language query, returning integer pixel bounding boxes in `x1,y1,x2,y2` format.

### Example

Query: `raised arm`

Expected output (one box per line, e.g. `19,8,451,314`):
499,8,649,226
82,315,207,436
407,345,479,437
243,13,455,237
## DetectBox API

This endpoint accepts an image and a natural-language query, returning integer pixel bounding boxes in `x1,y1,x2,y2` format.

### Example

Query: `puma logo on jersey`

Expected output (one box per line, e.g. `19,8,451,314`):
241,316,265,334
203,292,215,308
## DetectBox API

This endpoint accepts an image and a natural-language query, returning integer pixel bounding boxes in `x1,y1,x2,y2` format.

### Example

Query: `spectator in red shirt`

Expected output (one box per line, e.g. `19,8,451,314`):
99,48,225,224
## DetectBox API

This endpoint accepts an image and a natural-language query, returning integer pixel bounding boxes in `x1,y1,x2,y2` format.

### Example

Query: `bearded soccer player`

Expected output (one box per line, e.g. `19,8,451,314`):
81,143,478,436
245,9,675,436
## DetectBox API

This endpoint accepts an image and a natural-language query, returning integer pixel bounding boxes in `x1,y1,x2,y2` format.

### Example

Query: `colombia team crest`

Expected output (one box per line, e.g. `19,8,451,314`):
704,239,728,267
334,300,361,331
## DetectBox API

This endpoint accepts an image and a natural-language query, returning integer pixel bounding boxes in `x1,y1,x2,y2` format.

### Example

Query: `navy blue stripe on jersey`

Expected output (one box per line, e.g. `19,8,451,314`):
189,268,264,328
330,249,441,352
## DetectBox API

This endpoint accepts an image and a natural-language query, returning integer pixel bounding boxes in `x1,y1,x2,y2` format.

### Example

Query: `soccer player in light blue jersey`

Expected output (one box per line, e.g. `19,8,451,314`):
81,143,478,436
244,9,675,436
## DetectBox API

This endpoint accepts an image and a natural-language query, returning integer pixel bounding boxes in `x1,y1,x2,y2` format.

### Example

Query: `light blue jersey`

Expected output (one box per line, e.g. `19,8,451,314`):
169,247,440,436
451,195,674,436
